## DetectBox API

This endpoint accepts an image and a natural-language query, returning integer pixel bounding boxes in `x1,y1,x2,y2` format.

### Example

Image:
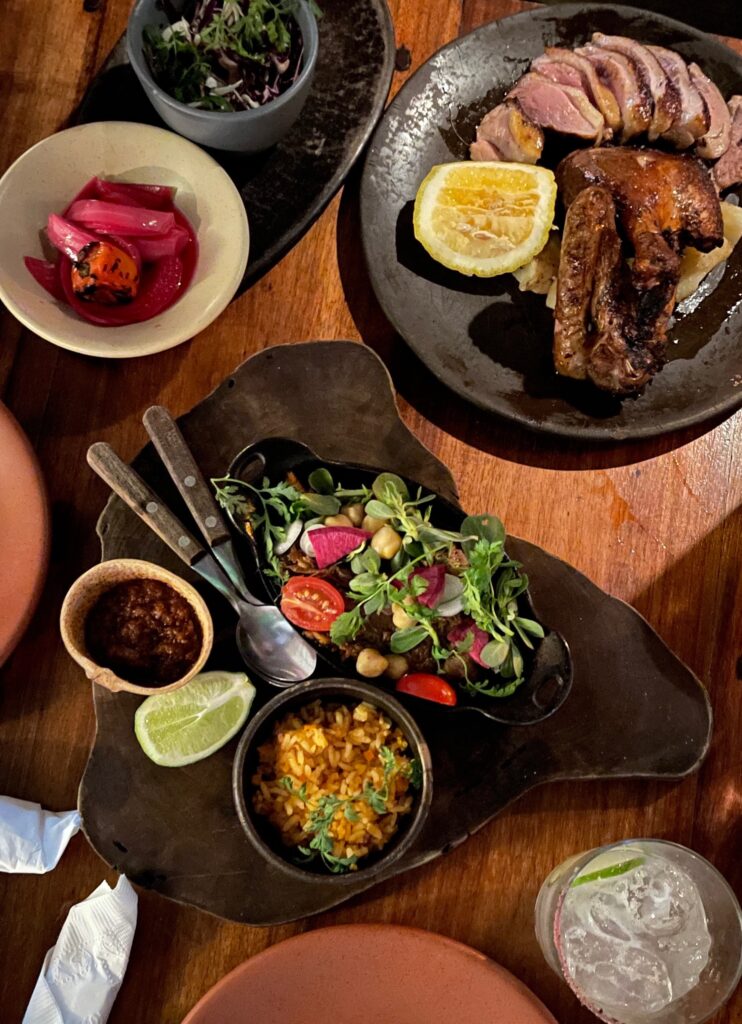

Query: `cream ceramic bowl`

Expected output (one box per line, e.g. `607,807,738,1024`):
0,121,249,358
60,558,213,695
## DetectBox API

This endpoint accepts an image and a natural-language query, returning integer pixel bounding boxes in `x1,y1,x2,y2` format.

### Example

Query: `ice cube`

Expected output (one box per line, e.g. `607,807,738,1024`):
590,891,633,942
565,930,673,1015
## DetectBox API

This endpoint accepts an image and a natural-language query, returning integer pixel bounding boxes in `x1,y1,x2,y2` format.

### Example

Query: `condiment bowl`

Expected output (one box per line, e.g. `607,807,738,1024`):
60,557,214,695
0,121,249,358
127,0,319,154
233,678,433,883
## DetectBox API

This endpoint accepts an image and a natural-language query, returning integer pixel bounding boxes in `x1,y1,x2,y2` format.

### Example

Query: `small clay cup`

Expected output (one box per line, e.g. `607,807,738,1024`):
60,558,213,695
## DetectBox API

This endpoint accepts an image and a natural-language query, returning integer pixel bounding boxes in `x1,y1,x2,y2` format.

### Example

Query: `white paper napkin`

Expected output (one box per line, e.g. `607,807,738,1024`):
0,796,81,873
23,875,138,1024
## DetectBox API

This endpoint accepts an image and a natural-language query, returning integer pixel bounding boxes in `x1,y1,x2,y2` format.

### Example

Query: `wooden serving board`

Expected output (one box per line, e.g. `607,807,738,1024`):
78,342,712,924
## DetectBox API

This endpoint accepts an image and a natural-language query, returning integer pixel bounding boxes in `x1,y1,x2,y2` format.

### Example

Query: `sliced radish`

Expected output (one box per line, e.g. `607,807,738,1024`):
437,594,464,617
300,522,324,557
274,520,303,555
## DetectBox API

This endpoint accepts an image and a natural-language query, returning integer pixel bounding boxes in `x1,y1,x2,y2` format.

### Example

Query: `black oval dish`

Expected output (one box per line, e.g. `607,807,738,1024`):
223,436,573,726
360,3,742,442
233,678,433,882
73,0,394,290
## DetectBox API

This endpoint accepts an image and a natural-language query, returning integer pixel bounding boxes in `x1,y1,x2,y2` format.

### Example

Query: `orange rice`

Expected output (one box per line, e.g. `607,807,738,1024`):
252,700,416,868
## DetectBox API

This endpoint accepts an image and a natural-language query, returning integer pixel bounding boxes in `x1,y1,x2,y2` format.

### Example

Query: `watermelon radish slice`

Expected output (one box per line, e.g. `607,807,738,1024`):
410,564,446,607
447,619,491,667
310,527,372,568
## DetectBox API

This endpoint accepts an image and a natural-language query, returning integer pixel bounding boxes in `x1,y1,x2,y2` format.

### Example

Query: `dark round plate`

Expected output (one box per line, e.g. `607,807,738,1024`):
76,0,394,289
360,3,742,441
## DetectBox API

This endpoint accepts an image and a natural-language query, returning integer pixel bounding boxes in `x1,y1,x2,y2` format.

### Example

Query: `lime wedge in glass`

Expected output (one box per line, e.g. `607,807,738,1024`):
571,856,645,887
134,671,256,767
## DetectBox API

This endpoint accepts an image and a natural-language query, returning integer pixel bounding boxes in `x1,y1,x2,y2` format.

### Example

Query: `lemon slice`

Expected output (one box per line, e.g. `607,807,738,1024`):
413,161,557,277
134,670,256,767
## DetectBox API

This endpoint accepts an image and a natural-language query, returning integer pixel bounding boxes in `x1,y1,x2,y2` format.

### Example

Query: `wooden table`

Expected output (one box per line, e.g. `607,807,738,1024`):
1,1,740,1021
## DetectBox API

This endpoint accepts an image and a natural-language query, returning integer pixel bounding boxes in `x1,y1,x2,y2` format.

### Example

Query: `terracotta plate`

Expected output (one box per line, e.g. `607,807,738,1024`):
0,403,49,665
182,925,558,1024
360,3,742,441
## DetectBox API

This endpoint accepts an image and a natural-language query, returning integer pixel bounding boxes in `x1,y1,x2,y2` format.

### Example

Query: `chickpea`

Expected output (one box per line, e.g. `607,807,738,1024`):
371,525,402,560
385,654,409,680
341,503,365,527
362,514,387,533
355,648,389,678
324,513,353,527
392,603,417,629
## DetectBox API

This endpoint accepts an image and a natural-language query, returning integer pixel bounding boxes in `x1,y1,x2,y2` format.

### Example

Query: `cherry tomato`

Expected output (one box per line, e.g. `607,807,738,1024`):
396,673,457,706
280,576,345,632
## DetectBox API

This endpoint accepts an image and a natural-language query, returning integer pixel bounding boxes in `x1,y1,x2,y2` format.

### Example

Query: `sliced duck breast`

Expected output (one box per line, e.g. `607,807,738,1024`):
576,45,652,141
689,63,732,159
470,139,502,161
508,72,605,141
591,33,678,140
648,45,708,148
472,99,544,164
542,47,622,134
712,96,742,191
532,57,585,91
532,56,614,140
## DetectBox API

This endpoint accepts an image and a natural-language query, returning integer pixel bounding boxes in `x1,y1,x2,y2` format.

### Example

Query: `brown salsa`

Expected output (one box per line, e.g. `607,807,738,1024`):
85,578,202,686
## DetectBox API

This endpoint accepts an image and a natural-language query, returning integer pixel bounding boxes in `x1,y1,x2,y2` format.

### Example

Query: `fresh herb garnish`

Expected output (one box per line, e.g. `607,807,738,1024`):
280,745,418,873
213,467,540,697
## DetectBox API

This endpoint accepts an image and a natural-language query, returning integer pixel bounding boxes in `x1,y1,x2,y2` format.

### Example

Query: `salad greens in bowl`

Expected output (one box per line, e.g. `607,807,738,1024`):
213,438,572,724
127,0,320,152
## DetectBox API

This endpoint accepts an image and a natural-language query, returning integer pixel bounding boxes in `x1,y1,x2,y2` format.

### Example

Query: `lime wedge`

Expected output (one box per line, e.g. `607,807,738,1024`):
134,671,256,767
571,856,645,887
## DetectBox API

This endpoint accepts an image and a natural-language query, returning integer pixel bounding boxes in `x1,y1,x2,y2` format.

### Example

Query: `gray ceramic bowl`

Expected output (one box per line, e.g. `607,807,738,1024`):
126,0,319,153
233,678,433,884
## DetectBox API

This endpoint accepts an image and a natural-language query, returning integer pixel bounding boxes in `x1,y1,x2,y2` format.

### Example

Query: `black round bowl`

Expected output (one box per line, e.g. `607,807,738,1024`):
232,678,433,883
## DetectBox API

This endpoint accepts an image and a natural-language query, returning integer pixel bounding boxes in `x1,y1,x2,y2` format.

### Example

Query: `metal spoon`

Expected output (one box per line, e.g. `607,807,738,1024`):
87,441,316,686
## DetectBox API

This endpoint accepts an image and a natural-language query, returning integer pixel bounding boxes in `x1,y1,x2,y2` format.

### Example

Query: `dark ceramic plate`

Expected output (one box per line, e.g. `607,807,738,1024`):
78,342,712,924
360,3,742,442
224,436,572,725
75,0,394,289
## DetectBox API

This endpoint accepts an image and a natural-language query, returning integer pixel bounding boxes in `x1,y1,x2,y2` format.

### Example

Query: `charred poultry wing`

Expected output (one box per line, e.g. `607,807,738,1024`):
554,148,723,394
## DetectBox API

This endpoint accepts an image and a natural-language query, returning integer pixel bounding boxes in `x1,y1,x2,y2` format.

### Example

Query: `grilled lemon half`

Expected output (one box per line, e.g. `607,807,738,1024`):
413,161,557,277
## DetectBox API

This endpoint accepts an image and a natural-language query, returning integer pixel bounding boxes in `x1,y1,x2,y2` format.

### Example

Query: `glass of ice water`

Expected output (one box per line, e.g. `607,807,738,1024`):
535,839,742,1023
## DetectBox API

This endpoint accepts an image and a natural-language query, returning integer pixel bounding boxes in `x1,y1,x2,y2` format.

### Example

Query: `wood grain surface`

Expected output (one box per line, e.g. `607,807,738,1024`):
0,1,740,1022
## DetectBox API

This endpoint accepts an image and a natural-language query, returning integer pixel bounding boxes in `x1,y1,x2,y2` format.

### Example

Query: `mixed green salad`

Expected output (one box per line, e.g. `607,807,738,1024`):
213,466,545,706
144,0,319,112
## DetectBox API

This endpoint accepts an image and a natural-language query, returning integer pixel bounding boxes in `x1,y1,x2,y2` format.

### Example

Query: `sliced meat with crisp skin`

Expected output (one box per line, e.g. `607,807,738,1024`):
591,34,678,140
472,99,544,164
576,44,652,141
713,96,742,191
508,71,605,141
648,45,708,148
532,59,585,91
470,139,502,161
689,63,732,159
541,47,622,134
553,185,618,380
